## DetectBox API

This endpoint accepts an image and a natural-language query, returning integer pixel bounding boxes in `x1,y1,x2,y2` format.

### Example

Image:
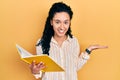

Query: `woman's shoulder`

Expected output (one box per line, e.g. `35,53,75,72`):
71,36,78,41
36,38,42,46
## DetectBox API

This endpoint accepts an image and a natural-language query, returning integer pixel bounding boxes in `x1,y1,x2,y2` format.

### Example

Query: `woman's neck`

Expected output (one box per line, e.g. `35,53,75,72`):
53,35,67,46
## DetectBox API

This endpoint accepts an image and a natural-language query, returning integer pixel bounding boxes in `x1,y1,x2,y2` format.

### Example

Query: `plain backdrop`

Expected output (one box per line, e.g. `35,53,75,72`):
0,0,120,80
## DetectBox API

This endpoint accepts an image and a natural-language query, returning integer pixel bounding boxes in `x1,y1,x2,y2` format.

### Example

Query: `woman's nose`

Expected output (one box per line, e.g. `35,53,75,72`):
60,23,64,29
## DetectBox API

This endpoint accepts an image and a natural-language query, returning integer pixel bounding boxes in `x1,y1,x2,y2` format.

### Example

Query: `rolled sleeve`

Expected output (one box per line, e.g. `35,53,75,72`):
77,52,90,71
33,71,43,79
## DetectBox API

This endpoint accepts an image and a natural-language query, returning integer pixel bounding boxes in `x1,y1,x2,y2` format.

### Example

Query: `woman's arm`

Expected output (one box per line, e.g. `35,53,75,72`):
29,40,46,79
77,44,108,71
29,61,45,79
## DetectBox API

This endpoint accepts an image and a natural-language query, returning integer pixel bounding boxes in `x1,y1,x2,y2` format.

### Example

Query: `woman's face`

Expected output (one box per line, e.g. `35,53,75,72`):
51,12,70,38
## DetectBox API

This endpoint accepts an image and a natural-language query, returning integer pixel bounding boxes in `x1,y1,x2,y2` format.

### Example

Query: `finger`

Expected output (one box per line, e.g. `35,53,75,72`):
32,60,36,65
40,65,46,70
31,60,36,68
89,45,108,51
97,45,108,49
37,63,42,67
40,61,44,64
37,62,45,68
40,62,45,66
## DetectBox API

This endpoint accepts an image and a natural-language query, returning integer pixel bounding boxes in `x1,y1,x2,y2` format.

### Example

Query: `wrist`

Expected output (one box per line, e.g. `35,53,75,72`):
33,71,43,79
32,70,40,75
85,48,91,54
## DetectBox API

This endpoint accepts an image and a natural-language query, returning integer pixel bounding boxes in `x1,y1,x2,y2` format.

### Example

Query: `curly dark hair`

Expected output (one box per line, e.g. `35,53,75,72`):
36,2,73,55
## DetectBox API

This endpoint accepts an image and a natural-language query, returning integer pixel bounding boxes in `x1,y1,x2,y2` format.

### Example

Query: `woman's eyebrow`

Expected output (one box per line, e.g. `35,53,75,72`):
53,19,70,21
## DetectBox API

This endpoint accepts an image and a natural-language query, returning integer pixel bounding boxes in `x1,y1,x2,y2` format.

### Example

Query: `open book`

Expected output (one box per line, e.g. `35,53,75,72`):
16,44,64,72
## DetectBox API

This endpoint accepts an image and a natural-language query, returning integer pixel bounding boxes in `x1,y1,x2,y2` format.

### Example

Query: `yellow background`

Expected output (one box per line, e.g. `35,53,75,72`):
0,0,120,80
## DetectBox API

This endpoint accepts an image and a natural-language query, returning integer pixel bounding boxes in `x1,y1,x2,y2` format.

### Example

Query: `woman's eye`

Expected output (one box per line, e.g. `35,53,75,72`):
56,21,60,24
64,22,68,24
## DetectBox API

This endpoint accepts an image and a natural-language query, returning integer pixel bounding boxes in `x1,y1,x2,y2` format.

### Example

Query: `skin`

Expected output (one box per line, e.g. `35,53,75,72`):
50,12,70,46
29,12,108,74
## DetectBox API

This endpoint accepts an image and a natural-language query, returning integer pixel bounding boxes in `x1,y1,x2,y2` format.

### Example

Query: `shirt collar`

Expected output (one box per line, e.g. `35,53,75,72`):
51,35,72,44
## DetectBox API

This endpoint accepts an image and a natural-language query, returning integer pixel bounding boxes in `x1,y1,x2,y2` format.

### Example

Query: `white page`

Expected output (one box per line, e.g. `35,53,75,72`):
16,44,33,58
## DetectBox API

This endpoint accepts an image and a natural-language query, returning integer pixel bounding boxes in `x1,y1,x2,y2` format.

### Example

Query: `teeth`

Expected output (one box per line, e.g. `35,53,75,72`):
59,30,64,32
58,30,64,33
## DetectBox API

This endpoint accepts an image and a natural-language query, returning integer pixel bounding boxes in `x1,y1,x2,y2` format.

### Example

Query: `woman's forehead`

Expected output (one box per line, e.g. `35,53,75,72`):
53,12,70,20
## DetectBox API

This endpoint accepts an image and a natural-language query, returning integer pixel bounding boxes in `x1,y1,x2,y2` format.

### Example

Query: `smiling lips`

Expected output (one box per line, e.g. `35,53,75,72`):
58,28,65,34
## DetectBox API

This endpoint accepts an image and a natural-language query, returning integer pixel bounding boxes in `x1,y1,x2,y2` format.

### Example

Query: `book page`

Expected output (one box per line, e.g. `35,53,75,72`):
16,44,64,72
16,44,32,58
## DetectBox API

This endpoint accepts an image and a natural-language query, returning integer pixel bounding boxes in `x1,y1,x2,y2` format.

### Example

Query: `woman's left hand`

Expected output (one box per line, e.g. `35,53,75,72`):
87,44,108,52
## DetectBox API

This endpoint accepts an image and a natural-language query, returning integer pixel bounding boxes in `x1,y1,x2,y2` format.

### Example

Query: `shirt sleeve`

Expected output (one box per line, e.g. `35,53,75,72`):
33,71,43,79
73,37,90,71
77,52,90,71
36,39,43,55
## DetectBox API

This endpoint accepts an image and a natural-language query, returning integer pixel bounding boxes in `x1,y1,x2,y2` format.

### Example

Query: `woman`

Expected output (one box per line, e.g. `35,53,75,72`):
30,2,108,80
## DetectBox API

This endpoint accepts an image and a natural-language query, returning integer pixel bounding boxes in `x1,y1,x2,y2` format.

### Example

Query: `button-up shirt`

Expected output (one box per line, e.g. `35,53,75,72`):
35,36,90,80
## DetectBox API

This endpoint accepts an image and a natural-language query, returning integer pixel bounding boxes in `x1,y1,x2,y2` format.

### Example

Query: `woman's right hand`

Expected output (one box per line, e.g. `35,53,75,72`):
29,61,46,74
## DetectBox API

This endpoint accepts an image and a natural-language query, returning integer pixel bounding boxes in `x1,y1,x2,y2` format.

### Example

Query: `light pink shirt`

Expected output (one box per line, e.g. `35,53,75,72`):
35,36,90,80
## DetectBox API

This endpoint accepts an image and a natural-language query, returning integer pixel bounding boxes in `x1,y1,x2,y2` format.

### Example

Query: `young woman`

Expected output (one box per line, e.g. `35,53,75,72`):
29,2,108,80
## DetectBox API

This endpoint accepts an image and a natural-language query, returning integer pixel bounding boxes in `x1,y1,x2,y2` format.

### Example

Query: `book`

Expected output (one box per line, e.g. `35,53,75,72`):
16,44,64,72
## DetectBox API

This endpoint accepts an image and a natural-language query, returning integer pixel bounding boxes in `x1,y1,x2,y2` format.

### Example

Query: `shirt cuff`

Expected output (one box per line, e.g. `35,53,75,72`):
82,52,90,60
33,71,42,79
